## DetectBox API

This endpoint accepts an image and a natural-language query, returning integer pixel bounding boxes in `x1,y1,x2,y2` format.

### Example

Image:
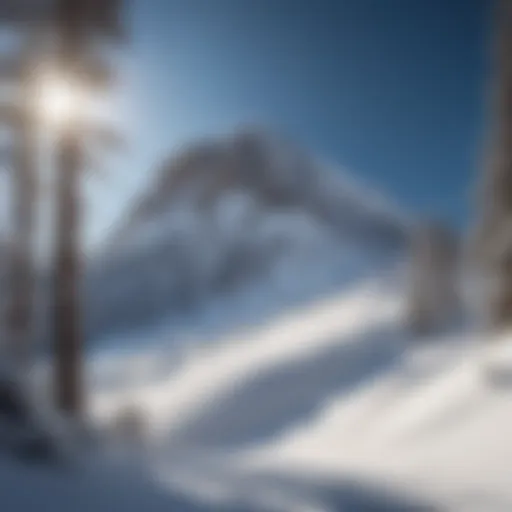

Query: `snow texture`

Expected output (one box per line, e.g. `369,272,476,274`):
14,270,512,511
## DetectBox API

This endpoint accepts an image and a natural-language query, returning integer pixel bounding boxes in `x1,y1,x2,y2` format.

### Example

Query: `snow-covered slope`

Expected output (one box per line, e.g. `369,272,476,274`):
79,129,408,346
12,265,512,511
0,455,228,512
74,271,512,512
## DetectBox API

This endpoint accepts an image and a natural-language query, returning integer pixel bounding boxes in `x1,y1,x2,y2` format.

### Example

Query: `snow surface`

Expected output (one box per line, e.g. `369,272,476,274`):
6,272,512,511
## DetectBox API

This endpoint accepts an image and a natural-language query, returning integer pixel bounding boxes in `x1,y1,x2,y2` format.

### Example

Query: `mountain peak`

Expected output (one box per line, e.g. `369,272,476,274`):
114,128,407,248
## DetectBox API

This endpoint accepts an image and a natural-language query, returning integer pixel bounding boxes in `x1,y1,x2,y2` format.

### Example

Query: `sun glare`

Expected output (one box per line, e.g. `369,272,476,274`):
36,72,86,129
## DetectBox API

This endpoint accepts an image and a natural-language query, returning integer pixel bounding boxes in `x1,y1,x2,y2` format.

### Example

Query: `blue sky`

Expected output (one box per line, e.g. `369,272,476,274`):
94,0,491,243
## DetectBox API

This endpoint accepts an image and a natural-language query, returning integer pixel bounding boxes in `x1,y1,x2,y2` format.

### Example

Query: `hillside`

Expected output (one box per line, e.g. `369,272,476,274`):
81,129,408,346
79,275,511,512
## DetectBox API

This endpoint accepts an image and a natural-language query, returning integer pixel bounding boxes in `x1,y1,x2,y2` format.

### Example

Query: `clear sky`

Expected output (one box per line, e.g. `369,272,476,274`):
92,0,491,244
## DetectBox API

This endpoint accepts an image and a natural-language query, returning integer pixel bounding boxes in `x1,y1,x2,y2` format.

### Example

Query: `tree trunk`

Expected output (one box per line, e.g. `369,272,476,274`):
5,118,37,367
53,0,86,416
4,33,40,369
53,126,83,415
406,222,459,335
474,0,512,331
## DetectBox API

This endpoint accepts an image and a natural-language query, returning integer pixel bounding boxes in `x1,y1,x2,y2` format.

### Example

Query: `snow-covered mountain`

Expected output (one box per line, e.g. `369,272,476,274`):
80,128,409,347
113,128,407,250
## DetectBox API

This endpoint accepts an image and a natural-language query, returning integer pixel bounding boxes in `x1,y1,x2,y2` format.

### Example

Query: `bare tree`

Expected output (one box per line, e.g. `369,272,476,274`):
406,221,459,335
1,0,124,416
472,0,512,331
52,0,124,416
0,26,47,368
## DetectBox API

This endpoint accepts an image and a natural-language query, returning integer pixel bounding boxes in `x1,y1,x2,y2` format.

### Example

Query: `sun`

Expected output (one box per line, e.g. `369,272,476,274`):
35,72,85,129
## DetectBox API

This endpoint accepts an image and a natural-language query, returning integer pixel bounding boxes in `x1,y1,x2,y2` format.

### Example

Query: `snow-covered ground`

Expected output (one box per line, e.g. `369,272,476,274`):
5,273,512,511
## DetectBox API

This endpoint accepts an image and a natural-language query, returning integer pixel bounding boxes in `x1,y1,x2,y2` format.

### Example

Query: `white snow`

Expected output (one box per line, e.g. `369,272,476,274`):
6,273,512,511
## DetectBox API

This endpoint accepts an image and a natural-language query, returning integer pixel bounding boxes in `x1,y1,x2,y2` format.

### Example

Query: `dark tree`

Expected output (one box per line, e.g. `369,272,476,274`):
406,221,459,335
472,0,512,331
52,0,124,416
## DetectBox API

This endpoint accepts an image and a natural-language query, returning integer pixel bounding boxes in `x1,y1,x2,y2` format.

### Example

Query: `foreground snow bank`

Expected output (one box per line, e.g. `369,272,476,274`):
85,273,512,511
18,272,512,511
89,278,403,438
0,455,224,512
